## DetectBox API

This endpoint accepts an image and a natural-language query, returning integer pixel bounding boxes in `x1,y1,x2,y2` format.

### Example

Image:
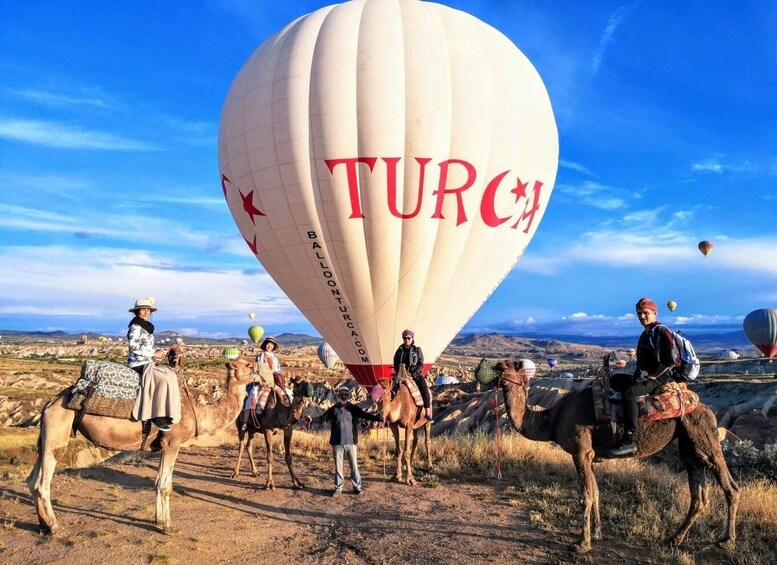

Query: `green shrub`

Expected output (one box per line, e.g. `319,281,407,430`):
722,440,777,482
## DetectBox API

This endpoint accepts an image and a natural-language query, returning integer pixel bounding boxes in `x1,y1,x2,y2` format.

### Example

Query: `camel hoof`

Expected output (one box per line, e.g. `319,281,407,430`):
161,526,179,536
569,542,591,554
715,537,736,550
251,472,259,478
406,478,416,486
664,536,682,547
592,531,602,541
390,475,402,483
230,472,239,479
293,482,305,490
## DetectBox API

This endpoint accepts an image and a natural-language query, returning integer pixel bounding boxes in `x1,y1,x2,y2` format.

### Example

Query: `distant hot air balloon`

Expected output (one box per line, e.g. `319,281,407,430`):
222,347,240,360
720,350,739,360
176,337,184,345
219,0,558,387
248,312,255,320
317,341,339,369
698,240,714,257
626,348,636,359
248,325,264,344
667,300,677,312
743,309,777,359
547,357,558,369
615,359,627,368
241,339,249,346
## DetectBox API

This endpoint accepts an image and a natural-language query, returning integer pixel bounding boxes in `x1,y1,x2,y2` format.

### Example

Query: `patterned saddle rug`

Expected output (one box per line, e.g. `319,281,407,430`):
66,360,141,419
402,377,425,407
592,378,700,424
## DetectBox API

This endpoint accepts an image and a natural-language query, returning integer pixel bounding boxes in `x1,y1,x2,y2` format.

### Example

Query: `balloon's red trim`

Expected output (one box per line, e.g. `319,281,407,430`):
756,345,777,358
345,363,433,387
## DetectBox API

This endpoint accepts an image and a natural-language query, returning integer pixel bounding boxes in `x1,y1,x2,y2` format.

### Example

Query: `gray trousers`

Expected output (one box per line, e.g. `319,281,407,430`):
333,444,361,492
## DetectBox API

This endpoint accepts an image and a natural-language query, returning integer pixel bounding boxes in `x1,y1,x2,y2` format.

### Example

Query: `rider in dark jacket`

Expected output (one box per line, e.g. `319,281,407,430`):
393,329,433,423
607,297,679,457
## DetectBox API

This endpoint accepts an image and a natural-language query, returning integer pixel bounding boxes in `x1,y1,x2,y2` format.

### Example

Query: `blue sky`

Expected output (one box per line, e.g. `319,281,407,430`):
1,0,776,340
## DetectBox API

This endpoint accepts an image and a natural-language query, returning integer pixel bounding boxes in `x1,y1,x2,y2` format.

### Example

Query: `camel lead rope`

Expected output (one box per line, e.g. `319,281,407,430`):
493,389,502,480
382,423,387,479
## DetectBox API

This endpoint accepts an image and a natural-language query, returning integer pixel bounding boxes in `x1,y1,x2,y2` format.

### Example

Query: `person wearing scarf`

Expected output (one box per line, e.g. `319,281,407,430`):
127,297,181,432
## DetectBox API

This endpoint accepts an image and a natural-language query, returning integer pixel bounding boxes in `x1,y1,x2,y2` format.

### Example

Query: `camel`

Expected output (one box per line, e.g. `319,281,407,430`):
230,379,310,489
494,359,739,554
27,357,256,535
375,365,432,486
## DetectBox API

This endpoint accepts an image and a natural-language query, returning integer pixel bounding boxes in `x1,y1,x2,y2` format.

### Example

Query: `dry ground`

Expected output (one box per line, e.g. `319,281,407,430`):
0,438,662,565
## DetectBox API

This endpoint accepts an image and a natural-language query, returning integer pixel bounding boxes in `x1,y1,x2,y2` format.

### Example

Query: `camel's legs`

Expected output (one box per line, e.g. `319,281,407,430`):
424,422,432,471
676,413,740,549
231,427,247,478
391,425,403,482
404,427,416,486
591,461,602,541
283,427,303,488
154,445,180,532
571,448,597,553
670,442,708,546
246,432,259,477
27,395,74,534
263,430,275,490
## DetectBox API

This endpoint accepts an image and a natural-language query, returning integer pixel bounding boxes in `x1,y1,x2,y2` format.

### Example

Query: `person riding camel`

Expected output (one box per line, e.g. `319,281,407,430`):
240,336,287,430
126,297,181,432
606,297,679,457
393,329,434,423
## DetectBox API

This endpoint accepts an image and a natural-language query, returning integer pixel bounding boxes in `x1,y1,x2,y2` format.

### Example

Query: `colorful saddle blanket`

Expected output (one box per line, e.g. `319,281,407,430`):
403,377,425,407
592,378,700,424
66,360,141,419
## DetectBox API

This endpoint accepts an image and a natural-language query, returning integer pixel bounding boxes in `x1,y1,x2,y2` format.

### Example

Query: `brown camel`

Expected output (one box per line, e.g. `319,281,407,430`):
230,379,310,489
494,359,739,554
376,365,432,486
27,358,255,535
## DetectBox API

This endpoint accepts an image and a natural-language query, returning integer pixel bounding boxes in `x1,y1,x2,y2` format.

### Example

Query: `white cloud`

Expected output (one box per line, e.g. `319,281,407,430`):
591,3,638,73
556,180,628,210
0,118,158,150
8,88,112,109
559,159,596,177
691,160,723,173
0,245,302,324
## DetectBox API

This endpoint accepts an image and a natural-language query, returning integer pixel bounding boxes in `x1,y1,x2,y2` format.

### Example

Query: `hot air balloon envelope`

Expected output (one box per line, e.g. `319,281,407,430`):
248,312,255,320
434,375,460,385
547,357,558,368
743,309,777,359
698,240,714,256
519,359,536,378
667,301,677,312
219,0,558,387
317,341,339,369
222,347,240,360
248,326,265,344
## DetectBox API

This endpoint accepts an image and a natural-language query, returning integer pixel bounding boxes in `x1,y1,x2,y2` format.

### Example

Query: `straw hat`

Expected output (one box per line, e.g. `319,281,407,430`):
129,297,157,313
260,336,278,350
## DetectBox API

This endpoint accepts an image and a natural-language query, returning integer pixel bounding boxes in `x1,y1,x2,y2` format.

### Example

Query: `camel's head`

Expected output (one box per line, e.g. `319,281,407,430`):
494,360,531,392
225,359,255,387
372,378,393,416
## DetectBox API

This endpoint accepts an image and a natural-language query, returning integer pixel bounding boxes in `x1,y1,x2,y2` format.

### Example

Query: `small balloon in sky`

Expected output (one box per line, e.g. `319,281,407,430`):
241,339,248,346
317,341,339,369
698,240,714,257
248,312,255,320
667,300,677,312
248,325,264,343
547,357,558,368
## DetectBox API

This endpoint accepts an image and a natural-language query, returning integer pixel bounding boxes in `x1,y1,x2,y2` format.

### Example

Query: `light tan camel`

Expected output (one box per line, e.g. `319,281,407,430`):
376,365,432,486
494,359,739,554
27,358,255,535
230,379,310,489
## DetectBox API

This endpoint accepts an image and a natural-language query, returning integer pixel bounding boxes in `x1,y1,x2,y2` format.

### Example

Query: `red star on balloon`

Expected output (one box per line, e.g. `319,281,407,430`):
244,234,258,254
511,178,528,203
239,189,265,224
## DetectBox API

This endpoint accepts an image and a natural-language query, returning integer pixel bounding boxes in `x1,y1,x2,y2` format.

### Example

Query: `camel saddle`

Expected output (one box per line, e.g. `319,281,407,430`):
402,377,425,407
66,360,141,419
592,378,700,424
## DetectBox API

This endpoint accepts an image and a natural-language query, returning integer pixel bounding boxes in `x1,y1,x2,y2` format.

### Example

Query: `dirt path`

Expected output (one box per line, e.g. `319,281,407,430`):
0,443,659,565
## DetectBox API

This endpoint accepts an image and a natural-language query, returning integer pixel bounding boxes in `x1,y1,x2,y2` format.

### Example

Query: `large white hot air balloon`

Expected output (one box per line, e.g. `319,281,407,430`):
743,309,777,359
219,0,558,386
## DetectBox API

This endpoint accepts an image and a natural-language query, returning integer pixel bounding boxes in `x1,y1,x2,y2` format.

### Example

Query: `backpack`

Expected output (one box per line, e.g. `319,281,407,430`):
649,325,700,381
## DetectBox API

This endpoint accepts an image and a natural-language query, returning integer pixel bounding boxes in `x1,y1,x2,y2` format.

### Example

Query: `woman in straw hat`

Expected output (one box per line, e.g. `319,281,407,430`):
127,297,180,432
240,336,285,430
